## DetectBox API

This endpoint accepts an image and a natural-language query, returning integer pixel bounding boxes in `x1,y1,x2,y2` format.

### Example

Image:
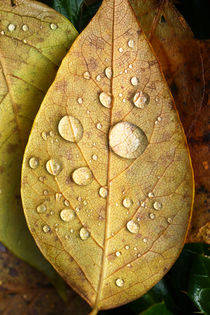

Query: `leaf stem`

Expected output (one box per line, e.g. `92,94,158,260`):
88,308,98,315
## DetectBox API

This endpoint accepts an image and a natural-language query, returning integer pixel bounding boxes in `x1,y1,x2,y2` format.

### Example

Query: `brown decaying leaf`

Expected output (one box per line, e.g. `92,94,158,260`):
0,243,90,315
21,0,193,313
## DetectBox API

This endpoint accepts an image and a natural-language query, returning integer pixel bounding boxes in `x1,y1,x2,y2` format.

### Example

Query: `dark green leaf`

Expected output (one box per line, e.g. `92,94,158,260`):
140,302,173,315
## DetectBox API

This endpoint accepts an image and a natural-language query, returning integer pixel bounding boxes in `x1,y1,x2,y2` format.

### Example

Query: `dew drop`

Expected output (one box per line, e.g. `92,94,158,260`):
96,74,101,81
49,130,55,137
148,192,154,198
60,209,75,222
143,238,148,243
42,225,50,233
128,39,135,48
129,64,133,69
29,157,39,169
109,122,148,159
1,31,5,35
149,213,155,220
122,197,133,208
46,159,62,176
126,220,139,234
80,227,90,240
92,154,98,161
72,167,93,186
167,217,173,224
55,193,62,201
153,201,162,210
133,91,150,108
8,24,16,32
125,245,130,250
50,210,54,216
118,47,123,53
99,92,112,108
36,203,47,213
131,77,139,86
64,200,70,207
77,97,83,104
58,115,83,143
41,131,48,140
50,23,58,30
115,251,121,257
83,71,91,80
115,278,124,287
22,24,29,31
105,67,112,79
99,187,108,198
96,122,102,130
43,190,48,196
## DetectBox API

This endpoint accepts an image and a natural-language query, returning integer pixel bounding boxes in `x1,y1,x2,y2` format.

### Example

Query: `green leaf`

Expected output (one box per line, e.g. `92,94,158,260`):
140,302,173,315
0,0,77,298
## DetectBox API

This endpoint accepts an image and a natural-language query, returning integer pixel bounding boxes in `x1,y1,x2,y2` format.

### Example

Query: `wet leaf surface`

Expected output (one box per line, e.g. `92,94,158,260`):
0,242,90,315
0,0,77,292
21,0,193,312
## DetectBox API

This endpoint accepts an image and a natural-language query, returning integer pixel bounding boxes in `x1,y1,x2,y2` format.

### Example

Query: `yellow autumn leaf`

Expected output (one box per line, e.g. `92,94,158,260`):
21,0,194,312
0,0,77,289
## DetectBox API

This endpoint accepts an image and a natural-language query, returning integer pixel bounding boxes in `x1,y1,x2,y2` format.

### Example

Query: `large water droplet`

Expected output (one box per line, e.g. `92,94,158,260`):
127,220,139,234
46,159,62,176
80,227,90,240
122,197,133,208
153,201,162,210
105,67,112,79
99,92,112,108
36,203,47,213
133,91,150,109
58,116,83,143
72,167,93,186
109,122,148,159
99,187,108,198
60,209,75,222
115,278,124,287
29,157,39,169
8,24,16,32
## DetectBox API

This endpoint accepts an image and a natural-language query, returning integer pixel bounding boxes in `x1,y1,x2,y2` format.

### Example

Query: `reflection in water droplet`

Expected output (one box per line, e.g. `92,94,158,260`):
131,77,139,86
46,159,62,176
127,220,139,234
80,227,90,240
72,167,93,186
128,39,135,48
50,23,58,30
36,203,47,213
42,225,50,233
22,24,29,31
99,187,108,198
105,67,112,79
109,122,148,159
60,209,75,222
153,201,162,210
99,92,112,108
58,116,83,143
29,157,39,169
8,24,16,32
83,71,91,80
122,198,133,208
133,91,150,108
115,278,124,287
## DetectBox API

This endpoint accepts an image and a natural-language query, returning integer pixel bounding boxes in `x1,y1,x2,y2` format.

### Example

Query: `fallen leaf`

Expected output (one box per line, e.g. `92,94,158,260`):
0,242,90,315
21,0,193,312
0,0,77,292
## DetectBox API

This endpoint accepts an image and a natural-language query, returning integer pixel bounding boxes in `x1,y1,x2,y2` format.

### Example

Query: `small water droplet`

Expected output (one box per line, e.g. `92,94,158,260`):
39,176,45,182
60,209,75,222
141,201,145,208
153,201,162,210
49,130,55,137
99,92,112,108
122,197,133,208
36,203,47,213
80,227,90,240
118,47,123,53
70,228,74,233
143,238,148,243
29,157,39,169
149,213,155,220
83,200,87,206
8,24,16,32
124,69,128,74
131,77,139,86
119,93,123,97
50,210,54,216
1,31,5,35
157,116,162,122
137,253,141,257
83,71,91,80
133,91,150,108
43,190,48,195
109,122,148,159
42,225,50,233
115,278,124,287
95,74,101,82
22,24,29,31
41,131,48,140
99,187,108,198
55,193,62,201
115,251,121,257
128,39,135,48
58,115,83,143
64,200,70,207
148,192,154,198
50,23,58,30
77,196,82,202
72,167,93,186
125,245,130,250
96,122,102,130
92,154,98,161
129,64,133,69
77,97,83,104
127,220,139,234
167,217,173,224
46,159,62,176
105,67,112,79
122,98,126,103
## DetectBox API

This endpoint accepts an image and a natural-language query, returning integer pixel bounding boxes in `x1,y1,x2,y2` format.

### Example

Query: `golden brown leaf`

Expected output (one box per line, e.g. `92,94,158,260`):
21,0,193,312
